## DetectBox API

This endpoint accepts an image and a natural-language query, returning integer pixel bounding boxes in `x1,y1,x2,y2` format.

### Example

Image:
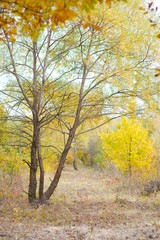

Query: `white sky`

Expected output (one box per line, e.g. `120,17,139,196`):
154,0,160,7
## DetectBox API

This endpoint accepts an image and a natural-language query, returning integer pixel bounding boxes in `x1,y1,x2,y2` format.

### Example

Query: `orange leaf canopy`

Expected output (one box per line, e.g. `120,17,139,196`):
0,0,114,40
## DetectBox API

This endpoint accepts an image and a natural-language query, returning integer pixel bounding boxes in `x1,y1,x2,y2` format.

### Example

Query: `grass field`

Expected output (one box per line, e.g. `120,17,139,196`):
0,165,160,239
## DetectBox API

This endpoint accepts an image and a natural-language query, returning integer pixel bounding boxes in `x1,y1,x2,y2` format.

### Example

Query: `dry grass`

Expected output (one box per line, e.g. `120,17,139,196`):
1,165,160,239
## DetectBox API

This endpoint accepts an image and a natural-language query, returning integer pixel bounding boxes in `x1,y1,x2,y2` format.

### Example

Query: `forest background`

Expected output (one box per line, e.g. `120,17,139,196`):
0,0,160,207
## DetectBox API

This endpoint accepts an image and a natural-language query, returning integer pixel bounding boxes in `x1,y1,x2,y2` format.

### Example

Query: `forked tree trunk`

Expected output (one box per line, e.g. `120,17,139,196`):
39,63,87,204
28,127,45,204
29,129,45,204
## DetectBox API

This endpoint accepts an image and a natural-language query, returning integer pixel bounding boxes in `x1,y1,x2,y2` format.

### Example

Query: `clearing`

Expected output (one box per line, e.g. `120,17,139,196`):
0,166,160,239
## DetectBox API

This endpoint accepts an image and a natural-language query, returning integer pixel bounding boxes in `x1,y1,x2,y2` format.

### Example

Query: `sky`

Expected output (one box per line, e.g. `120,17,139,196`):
154,0,160,7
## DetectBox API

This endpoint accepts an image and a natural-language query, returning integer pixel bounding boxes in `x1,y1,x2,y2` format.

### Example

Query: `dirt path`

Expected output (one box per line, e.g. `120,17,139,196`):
0,166,160,239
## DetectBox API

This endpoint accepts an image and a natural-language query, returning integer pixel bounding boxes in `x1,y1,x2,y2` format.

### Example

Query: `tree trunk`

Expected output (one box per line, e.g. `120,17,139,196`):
90,154,94,167
38,158,44,200
28,41,39,204
128,137,132,184
28,111,39,203
40,62,87,203
73,139,78,170
38,130,45,202
28,139,38,203
41,129,75,203
73,158,78,170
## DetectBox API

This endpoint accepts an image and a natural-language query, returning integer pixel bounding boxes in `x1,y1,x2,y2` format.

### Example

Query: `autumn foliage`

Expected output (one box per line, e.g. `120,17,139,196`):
0,0,159,205
101,118,155,178
0,0,114,41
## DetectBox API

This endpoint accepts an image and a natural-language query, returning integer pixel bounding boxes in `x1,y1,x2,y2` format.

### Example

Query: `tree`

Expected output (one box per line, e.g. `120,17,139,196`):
0,104,23,183
0,0,117,42
100,118,154,178
0,0,158,204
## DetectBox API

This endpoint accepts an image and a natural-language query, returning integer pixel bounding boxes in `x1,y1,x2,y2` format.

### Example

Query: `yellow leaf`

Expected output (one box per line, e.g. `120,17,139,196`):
156,33,160,39
10,35,16,42
106,0,111,8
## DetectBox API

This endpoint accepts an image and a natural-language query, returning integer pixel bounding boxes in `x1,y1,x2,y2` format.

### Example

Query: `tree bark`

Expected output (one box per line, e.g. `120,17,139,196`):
28,41,39,204
37,129,45,201
41,129,75,203
28,138,38,203
73,139,78,170
128,137,132,181
73,158,78,171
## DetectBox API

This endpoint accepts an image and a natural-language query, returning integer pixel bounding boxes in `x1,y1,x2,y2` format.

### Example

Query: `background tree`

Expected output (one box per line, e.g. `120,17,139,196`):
100,118,155,179
0,104,24,190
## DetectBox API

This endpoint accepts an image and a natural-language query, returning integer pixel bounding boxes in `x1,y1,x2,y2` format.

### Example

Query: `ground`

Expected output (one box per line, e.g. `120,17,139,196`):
0,166,160,239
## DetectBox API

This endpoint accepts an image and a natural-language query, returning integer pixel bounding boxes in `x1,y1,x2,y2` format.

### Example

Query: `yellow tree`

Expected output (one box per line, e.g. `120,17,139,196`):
0,104,23,181
101,118,154,178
